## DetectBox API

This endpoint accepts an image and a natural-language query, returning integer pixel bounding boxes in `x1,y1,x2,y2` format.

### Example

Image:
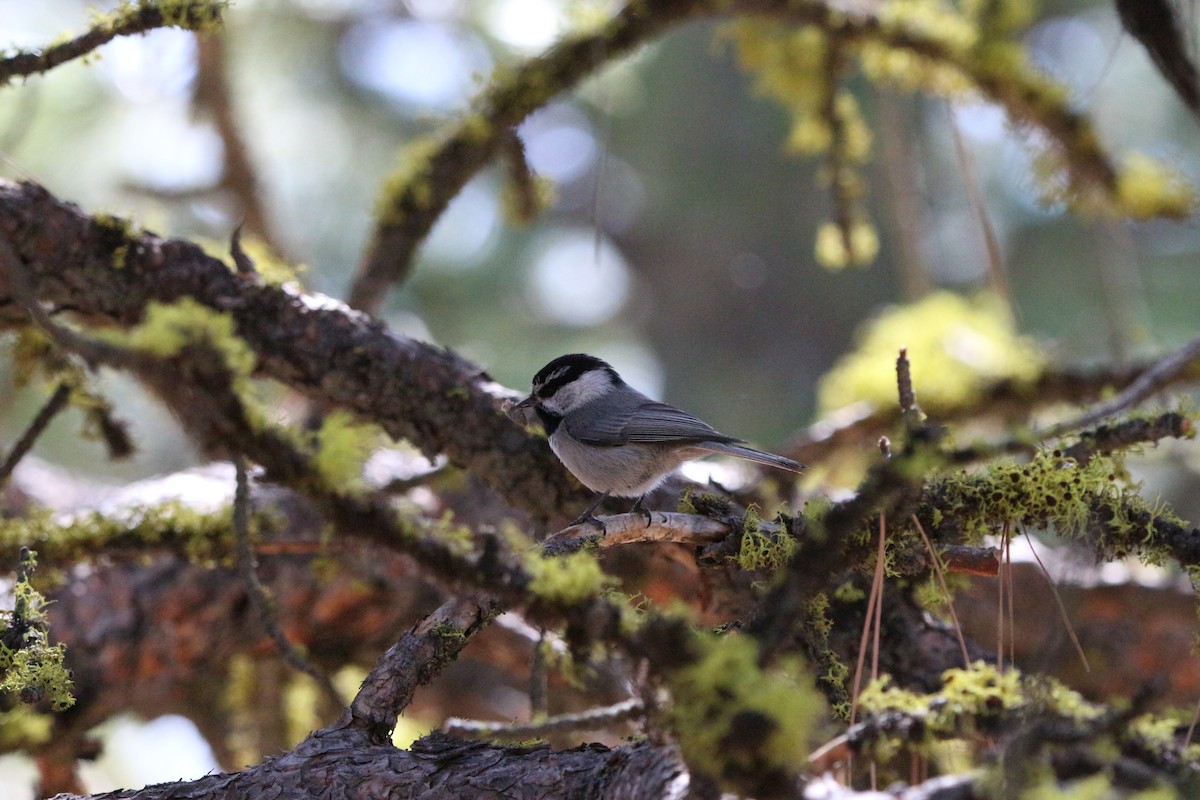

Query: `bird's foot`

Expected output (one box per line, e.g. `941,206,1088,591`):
630,496,653,528
569,491,610,534
570,511,606,534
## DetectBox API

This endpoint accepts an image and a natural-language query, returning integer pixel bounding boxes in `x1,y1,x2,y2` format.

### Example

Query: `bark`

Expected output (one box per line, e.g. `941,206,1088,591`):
50,732,692,800
0,180,585,526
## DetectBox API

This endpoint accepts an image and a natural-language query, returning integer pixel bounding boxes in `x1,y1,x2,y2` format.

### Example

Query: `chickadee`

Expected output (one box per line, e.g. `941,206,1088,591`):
509,353,804,528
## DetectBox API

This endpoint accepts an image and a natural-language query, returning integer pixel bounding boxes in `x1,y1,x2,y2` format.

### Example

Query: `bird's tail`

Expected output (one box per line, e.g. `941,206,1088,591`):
695,441,805,472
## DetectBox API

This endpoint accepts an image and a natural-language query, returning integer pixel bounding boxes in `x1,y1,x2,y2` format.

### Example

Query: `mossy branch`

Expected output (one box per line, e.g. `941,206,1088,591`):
0,180,589,523
0,1,226,88
353,0,1182,311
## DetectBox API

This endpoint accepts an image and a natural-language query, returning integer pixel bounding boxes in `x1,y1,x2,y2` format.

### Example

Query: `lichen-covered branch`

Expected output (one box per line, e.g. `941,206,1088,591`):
0,180,587,524
352,0,1190,311
0,1,226,88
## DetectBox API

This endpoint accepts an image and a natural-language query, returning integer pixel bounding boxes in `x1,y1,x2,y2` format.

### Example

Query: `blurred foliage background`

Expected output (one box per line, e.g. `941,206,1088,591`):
3,0,1199,483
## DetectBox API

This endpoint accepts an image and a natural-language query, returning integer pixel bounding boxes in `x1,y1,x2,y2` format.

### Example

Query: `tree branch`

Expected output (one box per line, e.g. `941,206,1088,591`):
347,596,498,744
0,2,226,88
350,0,1124,312
0,180,586,523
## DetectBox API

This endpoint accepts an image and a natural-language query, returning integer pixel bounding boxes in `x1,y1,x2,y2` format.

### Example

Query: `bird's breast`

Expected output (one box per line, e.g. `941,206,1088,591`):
548,433,687,497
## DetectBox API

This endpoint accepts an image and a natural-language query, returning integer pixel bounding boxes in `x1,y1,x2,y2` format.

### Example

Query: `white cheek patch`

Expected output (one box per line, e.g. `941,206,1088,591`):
541,369,613,414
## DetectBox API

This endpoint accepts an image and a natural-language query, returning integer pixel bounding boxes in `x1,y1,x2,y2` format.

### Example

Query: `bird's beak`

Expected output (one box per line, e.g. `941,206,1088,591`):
503,394,537,426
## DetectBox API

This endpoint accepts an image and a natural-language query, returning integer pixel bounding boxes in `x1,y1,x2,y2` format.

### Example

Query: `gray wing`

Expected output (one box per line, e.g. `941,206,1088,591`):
567,396,741,446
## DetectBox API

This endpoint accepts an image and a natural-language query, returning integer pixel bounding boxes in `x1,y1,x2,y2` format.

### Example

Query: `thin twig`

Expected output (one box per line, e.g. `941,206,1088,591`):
0,382,71,488
0,1,226,87
195,33,285,260
1021,527,1090,673
911,516,971,669
445,697,644,740
232,456,342,709
895,348,921,429
1039,334,1200,440
949,107,1012,309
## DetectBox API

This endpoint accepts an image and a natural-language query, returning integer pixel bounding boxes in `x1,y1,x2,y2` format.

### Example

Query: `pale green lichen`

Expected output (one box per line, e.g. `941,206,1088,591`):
124,297,256,377
667,633,823,783
313,410,379,490
157,0,226,32
0,552,75,713
0,501,239,566
1115,153,1194,220
525,549,614,604
926,448,1189,564
736,507,796,571
800,593,850,712
376,137,441,227
816,290,1043,416
92,1,226,34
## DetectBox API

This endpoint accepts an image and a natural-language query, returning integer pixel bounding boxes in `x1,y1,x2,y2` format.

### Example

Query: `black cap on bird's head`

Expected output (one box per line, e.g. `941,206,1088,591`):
530,353,621,399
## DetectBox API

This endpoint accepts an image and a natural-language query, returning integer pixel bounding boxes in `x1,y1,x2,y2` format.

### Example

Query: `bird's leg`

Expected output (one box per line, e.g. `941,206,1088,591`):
571,491,610,533
629,495,653,528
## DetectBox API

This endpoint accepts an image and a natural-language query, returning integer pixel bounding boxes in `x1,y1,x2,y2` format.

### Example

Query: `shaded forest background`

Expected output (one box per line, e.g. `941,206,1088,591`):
1,0,1200,797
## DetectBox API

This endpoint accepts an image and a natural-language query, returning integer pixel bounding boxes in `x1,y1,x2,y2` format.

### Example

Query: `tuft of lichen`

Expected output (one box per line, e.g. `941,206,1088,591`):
924,448,1188,564
0,551,75,713
736,506,797,571
1114,153,1194,220
667,633,823,787
124,297,256,377
92,1,227,35
313,410,379,491
858,663,1197,794
525,549,614,604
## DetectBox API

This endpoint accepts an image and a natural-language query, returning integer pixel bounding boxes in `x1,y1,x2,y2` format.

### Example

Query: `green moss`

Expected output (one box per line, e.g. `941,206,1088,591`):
667,633,823,785
376,137,441,227
0,551,75,712
313,410,379,490
925,448,1188,564
123,298,255,377
736,506,796,571
525,549,614,604
0,501,236,566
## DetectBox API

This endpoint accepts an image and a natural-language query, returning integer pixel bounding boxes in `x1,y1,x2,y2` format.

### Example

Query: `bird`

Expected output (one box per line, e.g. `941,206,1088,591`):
508,353,804,529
